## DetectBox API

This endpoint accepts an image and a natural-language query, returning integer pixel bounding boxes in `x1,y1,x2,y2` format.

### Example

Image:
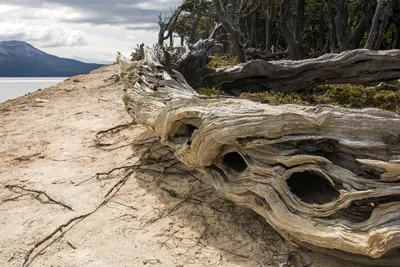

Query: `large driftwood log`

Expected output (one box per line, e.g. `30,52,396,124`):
119,44,400,266
197,49,400,94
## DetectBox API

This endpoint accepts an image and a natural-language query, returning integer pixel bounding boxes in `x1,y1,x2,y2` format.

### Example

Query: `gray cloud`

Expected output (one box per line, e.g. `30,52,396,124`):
126,24,159,31
0,22,87,47
0,0,181,63
2,0,181,26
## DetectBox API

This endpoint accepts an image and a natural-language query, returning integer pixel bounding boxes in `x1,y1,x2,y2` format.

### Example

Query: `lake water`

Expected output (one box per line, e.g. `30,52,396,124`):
0,77,66,103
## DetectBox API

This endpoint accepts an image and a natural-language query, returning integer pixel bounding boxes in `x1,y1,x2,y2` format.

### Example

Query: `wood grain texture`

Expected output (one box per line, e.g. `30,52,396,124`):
198,49,400,94
119,43,400,265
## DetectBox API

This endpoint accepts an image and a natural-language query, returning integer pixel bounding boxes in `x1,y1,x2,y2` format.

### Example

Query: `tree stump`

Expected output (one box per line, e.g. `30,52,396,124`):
119,42,400,266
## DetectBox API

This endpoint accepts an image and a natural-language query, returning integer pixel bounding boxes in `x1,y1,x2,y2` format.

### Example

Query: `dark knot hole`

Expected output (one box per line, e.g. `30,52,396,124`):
183,124,197,137
173,123,198,139
286,171,339,205
223,152,248,173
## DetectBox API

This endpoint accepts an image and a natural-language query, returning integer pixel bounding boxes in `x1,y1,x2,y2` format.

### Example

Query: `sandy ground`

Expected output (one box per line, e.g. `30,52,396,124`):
0,64,361,267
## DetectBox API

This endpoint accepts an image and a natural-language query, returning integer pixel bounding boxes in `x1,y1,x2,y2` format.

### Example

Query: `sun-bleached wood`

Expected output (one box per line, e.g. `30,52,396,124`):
119,43,400,266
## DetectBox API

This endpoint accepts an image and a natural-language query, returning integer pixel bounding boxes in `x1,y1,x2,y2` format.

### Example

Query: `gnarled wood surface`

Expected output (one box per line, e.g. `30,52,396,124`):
119,43,400,266
197,49,400,94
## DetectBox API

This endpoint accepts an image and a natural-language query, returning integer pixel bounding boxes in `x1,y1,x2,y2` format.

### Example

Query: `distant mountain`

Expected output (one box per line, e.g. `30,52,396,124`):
0,41,103,77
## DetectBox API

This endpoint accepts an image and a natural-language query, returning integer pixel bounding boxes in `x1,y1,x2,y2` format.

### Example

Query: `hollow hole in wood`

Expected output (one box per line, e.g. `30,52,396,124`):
286,171,339,205
380,246,400,259
223,152,248,173
184,124,197,137
333,195,400,223
173,124,198,139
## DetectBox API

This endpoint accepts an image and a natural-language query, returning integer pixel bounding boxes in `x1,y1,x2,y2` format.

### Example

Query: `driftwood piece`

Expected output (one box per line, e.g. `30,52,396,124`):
367,82,400,91
119,44,400,266
198,49,400,94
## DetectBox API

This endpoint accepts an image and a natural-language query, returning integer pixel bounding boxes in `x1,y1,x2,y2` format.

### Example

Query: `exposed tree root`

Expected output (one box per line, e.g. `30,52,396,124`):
94,121,136,146
23,169,136,266
0,193,30,204
74,156,176,186
49,156,97,162
23,212,88,266
4,185,74,211
98,136,157,152
22,140,158,266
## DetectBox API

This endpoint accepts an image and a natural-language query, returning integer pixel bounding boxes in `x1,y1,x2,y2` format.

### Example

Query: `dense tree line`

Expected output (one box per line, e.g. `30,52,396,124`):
157,0,400,62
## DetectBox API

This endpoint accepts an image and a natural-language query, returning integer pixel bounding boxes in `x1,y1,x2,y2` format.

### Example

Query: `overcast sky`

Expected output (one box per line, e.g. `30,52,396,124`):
0,0,181,63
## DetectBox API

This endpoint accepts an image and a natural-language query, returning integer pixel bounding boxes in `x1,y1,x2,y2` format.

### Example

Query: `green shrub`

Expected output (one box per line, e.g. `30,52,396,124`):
198,87,226,96
240,92,307,105
239,83,400,115
205,55,239,68
323,84,369,108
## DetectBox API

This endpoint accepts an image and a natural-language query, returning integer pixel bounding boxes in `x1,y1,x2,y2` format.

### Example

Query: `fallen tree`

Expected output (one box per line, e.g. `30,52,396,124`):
198,49,400,94
118,42,400,266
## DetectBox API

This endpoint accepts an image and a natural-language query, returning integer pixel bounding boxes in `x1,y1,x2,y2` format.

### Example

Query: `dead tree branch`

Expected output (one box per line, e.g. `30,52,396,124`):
157,8,182,46
94,121,136,146
367,82,400,91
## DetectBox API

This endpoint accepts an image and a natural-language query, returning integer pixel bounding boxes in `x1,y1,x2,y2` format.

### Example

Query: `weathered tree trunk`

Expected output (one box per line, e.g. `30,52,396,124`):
212,0,246,62
327,0,337,52
365,0,392,50
164,39,219,87
245,48,288,61
294,0,305,57
197,49,400,94
334,0,351,50
349,1,375,49
319,0,327,54
280,0,305,59
392,0,400,48
250,13,258,49
265,0,274,52
157,9,181,46
119,43,400,266
189,1,202,44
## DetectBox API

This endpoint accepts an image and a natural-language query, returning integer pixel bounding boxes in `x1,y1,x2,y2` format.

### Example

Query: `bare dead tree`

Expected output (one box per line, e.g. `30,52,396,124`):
209,23,222,39
212,0,260,62
157,8,182,46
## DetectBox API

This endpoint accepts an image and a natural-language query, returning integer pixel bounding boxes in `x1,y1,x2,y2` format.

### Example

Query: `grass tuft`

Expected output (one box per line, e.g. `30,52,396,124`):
205,55,239,69
238,83,400,115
